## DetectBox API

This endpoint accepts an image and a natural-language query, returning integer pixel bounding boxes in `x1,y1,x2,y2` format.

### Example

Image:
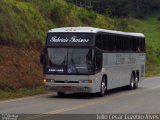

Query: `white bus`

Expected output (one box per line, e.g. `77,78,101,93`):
41,27,146,97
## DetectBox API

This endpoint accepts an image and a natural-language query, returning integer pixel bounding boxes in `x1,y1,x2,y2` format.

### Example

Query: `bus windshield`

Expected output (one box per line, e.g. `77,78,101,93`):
44,48,93,74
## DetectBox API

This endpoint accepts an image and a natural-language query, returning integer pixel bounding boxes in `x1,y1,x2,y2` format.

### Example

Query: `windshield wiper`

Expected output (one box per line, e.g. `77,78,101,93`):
70,57,79,74
60,56,67,66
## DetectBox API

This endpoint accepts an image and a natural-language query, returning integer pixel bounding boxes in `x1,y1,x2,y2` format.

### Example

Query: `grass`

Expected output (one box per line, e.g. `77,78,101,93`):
0,86,46,101
0,0,53,46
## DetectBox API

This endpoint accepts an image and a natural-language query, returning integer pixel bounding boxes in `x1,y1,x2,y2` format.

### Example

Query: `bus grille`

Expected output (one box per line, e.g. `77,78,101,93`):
54,81,79,83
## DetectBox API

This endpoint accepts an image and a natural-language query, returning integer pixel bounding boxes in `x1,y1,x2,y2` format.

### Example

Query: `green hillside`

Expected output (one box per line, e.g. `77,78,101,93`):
0,0,136,46
0,0,160,92
0,0,53,47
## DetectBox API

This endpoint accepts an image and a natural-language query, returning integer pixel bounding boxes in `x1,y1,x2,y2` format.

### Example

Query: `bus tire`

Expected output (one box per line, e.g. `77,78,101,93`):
134,74,139,89
98,77,107,97
57,92,65,97
129,73,135,90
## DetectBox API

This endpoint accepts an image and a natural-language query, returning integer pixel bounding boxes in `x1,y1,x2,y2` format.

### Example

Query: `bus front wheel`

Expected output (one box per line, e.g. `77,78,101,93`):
98,77,107,97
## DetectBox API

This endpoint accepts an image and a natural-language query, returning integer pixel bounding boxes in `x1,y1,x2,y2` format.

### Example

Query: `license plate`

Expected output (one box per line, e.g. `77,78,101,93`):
62,86,71,90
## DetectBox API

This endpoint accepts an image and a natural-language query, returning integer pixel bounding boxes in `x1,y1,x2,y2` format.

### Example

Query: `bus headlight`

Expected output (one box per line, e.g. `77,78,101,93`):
44,79,47,83
79,80,93,83
44,79,55,83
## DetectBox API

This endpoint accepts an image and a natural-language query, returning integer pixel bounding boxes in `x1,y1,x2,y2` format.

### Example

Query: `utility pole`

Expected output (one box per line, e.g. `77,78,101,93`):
74,0,93,9
84,0,93,9
87,0,93,9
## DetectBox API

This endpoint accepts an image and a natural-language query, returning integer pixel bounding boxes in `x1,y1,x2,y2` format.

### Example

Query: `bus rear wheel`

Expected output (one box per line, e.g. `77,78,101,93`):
98,77,107,97
57,92,65,97
134,74,139,89
129,73,135,90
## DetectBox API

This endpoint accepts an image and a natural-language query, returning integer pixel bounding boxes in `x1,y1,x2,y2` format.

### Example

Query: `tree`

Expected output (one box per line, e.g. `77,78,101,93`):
66,0,160,18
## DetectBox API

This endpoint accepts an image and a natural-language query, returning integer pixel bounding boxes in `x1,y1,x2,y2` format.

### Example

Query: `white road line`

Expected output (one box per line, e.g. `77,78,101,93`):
0,93,53,104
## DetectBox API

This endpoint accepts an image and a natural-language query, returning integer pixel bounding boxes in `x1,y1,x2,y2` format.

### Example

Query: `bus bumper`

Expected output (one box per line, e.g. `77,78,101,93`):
45,83,93,93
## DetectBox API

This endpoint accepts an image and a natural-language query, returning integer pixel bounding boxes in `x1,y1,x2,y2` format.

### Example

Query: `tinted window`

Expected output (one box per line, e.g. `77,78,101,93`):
101,34,116,51
95,33,145,53
95,34,103,49
44,48,93,74
47,48,67,67
68,49,93,74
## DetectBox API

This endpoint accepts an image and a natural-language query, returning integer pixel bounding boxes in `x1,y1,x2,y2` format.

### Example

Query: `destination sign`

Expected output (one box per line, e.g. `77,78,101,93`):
50,36,90,43
46,33,94,47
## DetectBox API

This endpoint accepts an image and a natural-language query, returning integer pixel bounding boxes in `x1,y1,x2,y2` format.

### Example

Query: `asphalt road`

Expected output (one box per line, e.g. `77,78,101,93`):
0,77,160,120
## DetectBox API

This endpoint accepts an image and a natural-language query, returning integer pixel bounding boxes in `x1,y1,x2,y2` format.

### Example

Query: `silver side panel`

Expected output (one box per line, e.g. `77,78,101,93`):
102,53,146,90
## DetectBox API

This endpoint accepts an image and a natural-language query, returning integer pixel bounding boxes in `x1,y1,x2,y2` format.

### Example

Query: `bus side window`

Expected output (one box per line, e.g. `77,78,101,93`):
95,34,103,49
139,37,145,52
102,34,110,51
94,53,102,72
142,38,145,52
137,37,141,52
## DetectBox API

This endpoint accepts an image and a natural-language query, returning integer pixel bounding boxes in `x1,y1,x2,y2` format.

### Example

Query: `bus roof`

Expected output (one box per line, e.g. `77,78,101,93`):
48,27,145,37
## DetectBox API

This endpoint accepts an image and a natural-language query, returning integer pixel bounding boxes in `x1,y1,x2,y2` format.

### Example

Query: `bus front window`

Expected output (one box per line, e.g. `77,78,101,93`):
68,49,93,74
47,48,67,67
45,48,93,74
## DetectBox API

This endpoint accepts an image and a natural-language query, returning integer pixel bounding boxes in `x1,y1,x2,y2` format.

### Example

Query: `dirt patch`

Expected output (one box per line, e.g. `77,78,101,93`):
0,45,43,90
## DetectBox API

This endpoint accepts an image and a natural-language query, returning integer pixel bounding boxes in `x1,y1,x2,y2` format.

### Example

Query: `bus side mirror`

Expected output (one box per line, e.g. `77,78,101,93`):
40,48,45,64
40,53,44,64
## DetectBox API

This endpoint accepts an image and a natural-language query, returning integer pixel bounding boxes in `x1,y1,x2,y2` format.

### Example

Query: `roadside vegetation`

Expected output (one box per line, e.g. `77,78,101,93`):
0,86,45,101
0,0,160,100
